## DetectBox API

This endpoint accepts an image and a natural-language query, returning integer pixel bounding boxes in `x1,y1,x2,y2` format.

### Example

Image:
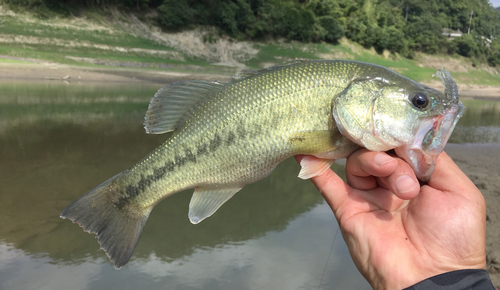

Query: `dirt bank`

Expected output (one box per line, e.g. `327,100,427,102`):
422,80,500,100
446,144,500,289
1,61,500,100
0,60,232,85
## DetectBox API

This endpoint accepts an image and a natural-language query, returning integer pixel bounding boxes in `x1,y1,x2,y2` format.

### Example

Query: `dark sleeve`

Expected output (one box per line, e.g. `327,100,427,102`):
403,269,495,290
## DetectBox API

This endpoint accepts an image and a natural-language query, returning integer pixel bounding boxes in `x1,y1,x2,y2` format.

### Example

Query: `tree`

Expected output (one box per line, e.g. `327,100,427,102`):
157,0,195,30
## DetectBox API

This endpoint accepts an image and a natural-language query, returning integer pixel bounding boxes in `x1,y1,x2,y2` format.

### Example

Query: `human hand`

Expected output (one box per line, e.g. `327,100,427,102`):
295,149,486,290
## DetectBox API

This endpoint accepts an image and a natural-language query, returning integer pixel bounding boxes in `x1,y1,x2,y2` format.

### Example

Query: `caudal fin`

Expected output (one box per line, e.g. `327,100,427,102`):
60,173,151,269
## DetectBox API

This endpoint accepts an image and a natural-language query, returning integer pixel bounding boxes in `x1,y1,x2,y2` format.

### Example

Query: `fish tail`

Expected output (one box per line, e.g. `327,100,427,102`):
60,172,151,269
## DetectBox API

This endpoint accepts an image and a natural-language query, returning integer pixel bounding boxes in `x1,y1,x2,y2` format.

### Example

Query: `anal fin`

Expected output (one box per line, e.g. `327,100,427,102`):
189,187,242,224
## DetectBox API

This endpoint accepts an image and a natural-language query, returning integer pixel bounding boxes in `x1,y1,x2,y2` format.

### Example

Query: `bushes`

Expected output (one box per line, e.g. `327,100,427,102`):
256,2,316,41
452,34,480,57
405,13,446,54
155,0,342,43
157,0,195,30
317,15,344,43
374,26,405,54
487,41,500,66
4,0,500,65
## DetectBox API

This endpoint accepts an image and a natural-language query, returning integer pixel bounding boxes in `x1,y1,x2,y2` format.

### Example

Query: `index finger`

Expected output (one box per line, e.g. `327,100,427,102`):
294,155,350,217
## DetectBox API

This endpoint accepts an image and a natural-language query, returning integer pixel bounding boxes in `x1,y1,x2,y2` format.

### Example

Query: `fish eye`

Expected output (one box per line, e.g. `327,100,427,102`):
411,93,429,109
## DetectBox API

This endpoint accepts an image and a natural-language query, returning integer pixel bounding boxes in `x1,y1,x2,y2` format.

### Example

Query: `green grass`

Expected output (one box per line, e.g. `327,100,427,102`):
245,43,320,68
241,40,443,82
0,42,218,71
0,11,199,71
0,8,499,86
311,42,500,84
0,57,31,64
318,42,436,81
453,70,500,86
0,15,170,50
244,41,444,82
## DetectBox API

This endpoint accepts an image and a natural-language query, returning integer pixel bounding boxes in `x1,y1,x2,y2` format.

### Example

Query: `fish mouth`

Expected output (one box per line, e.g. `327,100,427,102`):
395,103,465,182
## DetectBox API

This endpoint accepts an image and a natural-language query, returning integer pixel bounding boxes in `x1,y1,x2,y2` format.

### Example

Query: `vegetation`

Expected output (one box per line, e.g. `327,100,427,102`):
3,0,499,66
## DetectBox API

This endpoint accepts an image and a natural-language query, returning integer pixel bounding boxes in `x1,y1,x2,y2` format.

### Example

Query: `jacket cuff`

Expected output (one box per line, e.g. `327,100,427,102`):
403,269,495,290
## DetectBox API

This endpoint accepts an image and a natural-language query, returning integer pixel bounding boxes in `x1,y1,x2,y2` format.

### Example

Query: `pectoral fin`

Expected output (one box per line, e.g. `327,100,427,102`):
289,130,343,155
188,187,242,224
298,156,335,179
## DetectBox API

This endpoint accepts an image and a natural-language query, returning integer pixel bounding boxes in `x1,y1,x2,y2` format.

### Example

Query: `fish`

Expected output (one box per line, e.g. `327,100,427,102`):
60,59,464,269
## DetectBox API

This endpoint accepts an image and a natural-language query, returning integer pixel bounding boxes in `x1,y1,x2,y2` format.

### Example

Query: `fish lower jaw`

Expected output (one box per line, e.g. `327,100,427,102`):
394,146,437,182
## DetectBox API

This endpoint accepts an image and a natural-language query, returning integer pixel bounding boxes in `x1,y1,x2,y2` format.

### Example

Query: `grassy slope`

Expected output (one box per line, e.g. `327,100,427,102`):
0,8,212,69
0,6,499,85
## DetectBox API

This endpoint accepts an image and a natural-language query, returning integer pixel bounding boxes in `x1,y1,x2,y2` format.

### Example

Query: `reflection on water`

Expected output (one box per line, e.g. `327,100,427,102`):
449,99,500,144
0,204,367,290
0,82,159,133
0,81,368,290
1,82,499,290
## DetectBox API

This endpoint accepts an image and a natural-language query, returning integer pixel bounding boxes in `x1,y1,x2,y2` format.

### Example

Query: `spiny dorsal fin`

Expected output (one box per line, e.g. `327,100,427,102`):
144,80,226,134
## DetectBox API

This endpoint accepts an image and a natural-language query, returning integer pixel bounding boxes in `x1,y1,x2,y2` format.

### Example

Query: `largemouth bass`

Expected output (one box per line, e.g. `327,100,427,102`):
61,59,464,269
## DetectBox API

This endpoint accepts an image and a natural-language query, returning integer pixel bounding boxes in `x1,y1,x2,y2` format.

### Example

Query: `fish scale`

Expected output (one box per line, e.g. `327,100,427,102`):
125,62,340,200
60,59,464,269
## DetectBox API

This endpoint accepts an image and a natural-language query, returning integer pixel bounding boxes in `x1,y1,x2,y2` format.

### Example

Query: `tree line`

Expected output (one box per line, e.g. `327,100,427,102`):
4,0,500,66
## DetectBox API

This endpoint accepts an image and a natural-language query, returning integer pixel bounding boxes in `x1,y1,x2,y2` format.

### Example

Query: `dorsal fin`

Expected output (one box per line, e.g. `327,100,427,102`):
144,59,311,134
144,80,226,134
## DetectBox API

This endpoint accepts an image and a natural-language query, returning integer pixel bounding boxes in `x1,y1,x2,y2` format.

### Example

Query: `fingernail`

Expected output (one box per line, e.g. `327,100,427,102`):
395,175,418,194
374,153,393,166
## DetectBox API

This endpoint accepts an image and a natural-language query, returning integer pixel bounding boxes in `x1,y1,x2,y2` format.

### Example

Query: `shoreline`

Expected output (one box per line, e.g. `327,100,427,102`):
446,144,500,288
1,61,500,100
0,61,234,85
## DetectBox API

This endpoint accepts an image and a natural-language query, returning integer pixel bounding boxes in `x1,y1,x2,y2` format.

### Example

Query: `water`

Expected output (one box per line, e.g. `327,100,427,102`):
0,82,499,290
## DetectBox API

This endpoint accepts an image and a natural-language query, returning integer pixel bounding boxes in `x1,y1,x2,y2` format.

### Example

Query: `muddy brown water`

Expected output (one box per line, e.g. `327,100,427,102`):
0,81,499,290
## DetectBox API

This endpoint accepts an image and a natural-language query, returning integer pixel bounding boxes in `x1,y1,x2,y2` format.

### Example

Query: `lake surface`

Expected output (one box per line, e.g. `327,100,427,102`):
0,81,499,290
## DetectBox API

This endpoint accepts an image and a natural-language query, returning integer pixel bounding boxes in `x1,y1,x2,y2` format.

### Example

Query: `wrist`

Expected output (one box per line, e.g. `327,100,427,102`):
401,269,494,290
366,261,486,290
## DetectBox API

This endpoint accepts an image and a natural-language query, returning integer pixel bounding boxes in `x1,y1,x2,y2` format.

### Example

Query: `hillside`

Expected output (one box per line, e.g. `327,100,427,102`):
0,5,499,92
